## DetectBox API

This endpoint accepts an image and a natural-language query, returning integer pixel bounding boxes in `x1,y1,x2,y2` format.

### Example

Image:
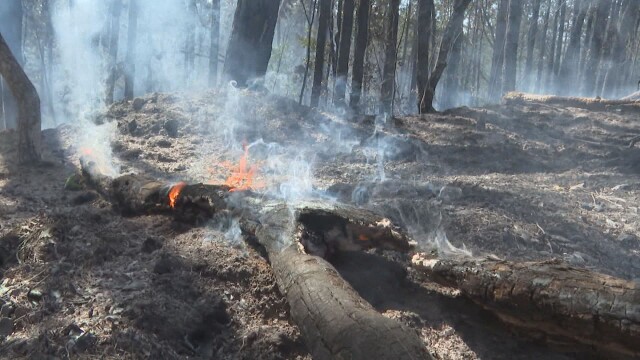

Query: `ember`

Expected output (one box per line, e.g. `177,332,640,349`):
168,182,186,208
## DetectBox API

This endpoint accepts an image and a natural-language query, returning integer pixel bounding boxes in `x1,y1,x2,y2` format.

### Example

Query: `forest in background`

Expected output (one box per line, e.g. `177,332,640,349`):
0,0,639,128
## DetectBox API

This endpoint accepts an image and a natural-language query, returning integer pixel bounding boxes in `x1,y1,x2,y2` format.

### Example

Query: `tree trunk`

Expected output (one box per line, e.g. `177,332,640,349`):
208,0,220,87
413,255,640,358
350,0,371,111
420,0,472,113
380,0,401,114
617,0,640,96
488,0,509,101
416,0,434,114
524,0,542,92
310,0,330,107
298,0,318,105
0,0,23,130
441,19,464,109
502,0,523,93
602,0,628,97
0,33,41,163
545,6,559,91
536,0,551,92
552,0,566,81
124,0,138,100
106,0,122,105
582,0,610,97
79,160,433,360
334,0,355,107
184,0,197,86
223,0,281,87
558,0,587,95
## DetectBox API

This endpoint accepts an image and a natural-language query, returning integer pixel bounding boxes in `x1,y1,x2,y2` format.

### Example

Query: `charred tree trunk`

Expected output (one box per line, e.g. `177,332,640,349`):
298,0,318,105
416,0,434,114
310,0,330,107
80,159,432,360
350,0,370,111
536,0,551,92
524,0,542,92
441,19,464,109
602,0,632,97
208,0,220,87
552,0,566,81
558,0,586,95
582,0,610,97
488,0,509,101
546,6,559,92
503,0,523,93
106,0,122,105
420,0,472,113
184,0,197,86
334,0,355,107
413,255,640,358
124,0,138,101
223,0,281,87
0,0,23,130
380,0,401,115
0,33,41,163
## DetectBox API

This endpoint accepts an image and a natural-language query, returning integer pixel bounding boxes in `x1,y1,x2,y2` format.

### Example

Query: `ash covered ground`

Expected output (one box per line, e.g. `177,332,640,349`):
1,89,639,359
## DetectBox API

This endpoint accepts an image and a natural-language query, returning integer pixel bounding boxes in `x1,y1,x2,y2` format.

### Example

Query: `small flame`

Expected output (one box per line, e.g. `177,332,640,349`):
358,234,370,241
168,182,187,208
208,144,264,192
80,147,93,156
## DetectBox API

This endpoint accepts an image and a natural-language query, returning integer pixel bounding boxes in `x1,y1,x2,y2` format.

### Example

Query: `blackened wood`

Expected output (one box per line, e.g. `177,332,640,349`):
413,255,640,358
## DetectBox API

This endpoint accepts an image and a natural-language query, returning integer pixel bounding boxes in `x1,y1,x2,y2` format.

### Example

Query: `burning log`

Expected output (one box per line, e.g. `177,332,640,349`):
79,157,431,360
503,91,640,113
412,255,640,358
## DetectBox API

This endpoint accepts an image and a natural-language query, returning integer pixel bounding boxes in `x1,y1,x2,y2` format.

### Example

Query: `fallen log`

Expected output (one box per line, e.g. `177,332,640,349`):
503,91,640,113
412,254,640,358
80,158,431,360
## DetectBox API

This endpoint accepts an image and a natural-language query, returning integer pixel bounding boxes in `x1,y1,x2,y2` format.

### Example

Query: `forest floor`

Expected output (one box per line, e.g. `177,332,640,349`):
0,89,639,359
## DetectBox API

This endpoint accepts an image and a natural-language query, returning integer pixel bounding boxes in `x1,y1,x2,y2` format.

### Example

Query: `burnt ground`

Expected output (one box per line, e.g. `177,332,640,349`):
0,89,639,359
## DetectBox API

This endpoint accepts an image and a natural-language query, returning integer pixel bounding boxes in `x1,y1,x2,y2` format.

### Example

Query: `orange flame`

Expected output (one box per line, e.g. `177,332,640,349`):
211,144,264,192
168,182,187,208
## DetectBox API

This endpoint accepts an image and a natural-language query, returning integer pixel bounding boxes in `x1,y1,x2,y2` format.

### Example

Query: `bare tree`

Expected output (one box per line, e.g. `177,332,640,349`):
223,0,281,87
559,0,587,94
310,0,330,107
416,0,434,114
124,0,138,100
419,0,472,113
208,0,220,87
582,0,610,96
524,0,541,92
334,0,355,107
503,0,523,93
488,0,509,101
380,0,401,114
350,0,371,111
106,0,122,105
0,32,41,163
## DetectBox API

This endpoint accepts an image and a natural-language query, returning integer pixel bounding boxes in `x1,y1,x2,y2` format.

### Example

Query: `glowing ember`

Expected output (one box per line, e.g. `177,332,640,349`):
168,182,187,208
80,147,94,156
358,234,370,241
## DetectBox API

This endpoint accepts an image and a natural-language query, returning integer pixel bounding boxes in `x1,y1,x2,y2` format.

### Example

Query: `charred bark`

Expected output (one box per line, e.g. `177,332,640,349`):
524,0,542,92
124,0,138,100
80,159,430,360
334,0,354,107
223,0,281,87
208,0,220,87
380,0,401,115
420,0,472,113
416,0,434,114
488,0,509,101
559,0,587,95
0,32,41,163
582,0,610,97
502,0,523,93
0,0,23,130
106,0,122,105
412,255,640,358
350,0,370,111
310,0,330,107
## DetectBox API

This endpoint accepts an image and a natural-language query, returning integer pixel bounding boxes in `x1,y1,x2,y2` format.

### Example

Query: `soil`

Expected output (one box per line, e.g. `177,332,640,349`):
0,89,639,359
